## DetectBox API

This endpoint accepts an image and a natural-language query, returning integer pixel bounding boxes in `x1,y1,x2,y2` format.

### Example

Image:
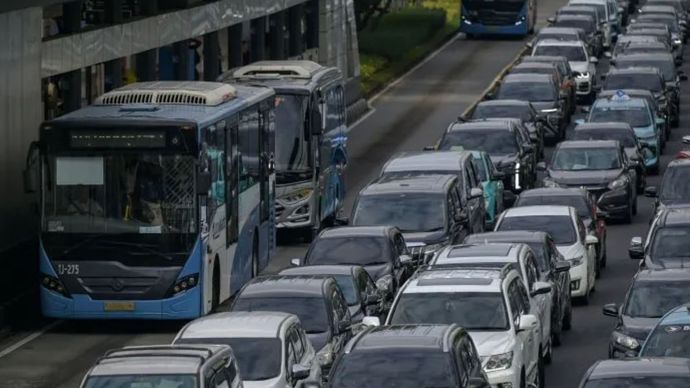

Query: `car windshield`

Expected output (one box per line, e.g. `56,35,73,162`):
233,297,328,333
604,74,663,92
534,45,587,61
625,280,690,318
498,215,577,245
83,375,197,388
571,3,605,18
274,94,311,172
439,129,519,156
517,195,591,220
330,349,456,388
389,292,509,330
623,46,669,55
352,194,446,233
572,129,637,147
473,105,533,121
584,377,690,388
590,106,652,127
650,227,690,263
497,81,557,102
616,60,676,82
175,337,281,380
551,147,621,170
307,236,391,266
638,16,680,32
659,166,690,203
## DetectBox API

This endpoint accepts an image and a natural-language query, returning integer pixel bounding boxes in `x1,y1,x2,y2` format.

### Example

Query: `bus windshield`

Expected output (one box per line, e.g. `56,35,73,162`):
43,154,197,235
274,94,311,173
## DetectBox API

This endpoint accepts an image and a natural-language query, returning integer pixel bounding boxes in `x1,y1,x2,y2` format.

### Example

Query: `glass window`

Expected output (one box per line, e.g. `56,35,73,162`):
497,81,557,102
239,108,260,193
625,280,690,318
439,129,519,156
352,193,447,233
472,105,533,121
306,236,392,266
659,166,690,203
649,227,690,264
233,297,329,333
331,275,359,305
83,375,197,388
524,255,538,290
642,325,690,358
551,147,622,170
515,281,531,313
225,361,238,385
389,292,509,330
534,45,587,61
213,373,230,388
604,74,663,92
497,215,577,245
516,195,591,220
572,129,637,148
290,327,305,360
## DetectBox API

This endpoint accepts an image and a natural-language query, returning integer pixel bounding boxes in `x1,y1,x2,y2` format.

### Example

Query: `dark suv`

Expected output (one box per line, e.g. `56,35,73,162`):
629,206,690,269
231,275,353,372
644,159,690,212
326,325,490,388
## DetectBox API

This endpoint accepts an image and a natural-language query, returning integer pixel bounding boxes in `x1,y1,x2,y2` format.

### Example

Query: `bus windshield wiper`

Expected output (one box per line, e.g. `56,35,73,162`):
98,240,176,262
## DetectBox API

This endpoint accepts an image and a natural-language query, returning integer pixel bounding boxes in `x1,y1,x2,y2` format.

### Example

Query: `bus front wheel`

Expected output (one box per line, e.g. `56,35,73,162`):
211,260,220,312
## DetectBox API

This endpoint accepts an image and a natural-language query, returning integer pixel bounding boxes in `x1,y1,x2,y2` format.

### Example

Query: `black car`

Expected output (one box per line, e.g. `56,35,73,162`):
578,358,690,387
520,55,577,114
539,140,638,223
327,325,490,388
552,15,603,56
464,230,573,343
279,265,386,323
602,269,690,357
514,187,608,271
351,175,476,261
612,53,684,126
571,122,648,192
629,206,690,269
293,226,414,298
644,159,690,212
493,73,568,141
471,99,549,158
437,120,537,195
601,68,667,116
231,275,353,371
556,6,604,33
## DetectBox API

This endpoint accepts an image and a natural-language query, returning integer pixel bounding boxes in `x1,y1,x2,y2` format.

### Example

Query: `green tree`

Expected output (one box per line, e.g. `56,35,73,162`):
354,0,395,30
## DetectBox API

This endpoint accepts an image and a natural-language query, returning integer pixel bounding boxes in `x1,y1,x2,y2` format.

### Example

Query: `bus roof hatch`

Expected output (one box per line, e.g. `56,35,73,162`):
95,81,237,107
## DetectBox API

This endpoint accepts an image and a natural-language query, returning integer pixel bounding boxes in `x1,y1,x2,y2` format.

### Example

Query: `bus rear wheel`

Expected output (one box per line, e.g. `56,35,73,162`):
211,261,220,312
251,236,259,278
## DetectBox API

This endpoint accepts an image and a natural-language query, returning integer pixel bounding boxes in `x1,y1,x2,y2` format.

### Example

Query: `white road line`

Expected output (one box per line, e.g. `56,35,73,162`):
0,320,63,359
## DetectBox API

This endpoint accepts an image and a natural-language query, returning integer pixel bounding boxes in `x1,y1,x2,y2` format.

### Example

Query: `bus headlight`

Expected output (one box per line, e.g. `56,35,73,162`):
41,274,71,298
281,188,313,205
172,274,199,295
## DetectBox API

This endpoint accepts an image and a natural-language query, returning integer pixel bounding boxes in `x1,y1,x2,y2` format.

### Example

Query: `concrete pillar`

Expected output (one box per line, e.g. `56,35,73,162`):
104,59,124,92
136,49,157,82
251,17,267,62
62,70,82,113
203,31,221,81
269,11,287,60
104,0,123,24
289,4,305,57
174,41,191,80
306,0,319,49
228,24,243,68
62,1,83,34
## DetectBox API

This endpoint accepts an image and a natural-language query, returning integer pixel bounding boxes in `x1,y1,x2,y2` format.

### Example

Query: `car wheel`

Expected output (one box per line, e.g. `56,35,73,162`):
211,261,220,312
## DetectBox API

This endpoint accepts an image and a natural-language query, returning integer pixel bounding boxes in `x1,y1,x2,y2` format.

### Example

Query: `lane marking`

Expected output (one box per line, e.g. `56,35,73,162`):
0,320,63,359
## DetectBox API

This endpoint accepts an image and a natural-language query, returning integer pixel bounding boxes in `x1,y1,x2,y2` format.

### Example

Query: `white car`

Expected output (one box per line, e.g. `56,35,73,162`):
532,39,598,101
495,205,599,303
386,265,546,388
431,242,555,364
173,311,322,388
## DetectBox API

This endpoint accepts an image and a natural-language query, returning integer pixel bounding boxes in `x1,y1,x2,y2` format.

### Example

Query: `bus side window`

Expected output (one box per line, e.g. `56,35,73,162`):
226,123,239,244
239,108,260,193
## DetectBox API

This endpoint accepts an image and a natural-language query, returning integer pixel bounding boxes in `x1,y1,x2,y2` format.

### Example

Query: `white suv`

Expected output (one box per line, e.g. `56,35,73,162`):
386,265,545,388
495,205,598,304
532,39,597,101
173,311,321,388
431,243,555,364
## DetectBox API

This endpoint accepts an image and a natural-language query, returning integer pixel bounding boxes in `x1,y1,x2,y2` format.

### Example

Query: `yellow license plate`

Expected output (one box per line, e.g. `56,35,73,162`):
104,301,135,312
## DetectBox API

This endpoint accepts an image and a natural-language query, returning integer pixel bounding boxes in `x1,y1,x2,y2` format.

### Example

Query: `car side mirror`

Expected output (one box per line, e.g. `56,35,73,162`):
530,281,552,297
644,186,657,198
604,51,612,58
526,41,534,49
629,236,644,260
291,363,311,380
682,135,690,145
362,316,381,327
547,16,556,23
602,303,619,317
337,320,351,334
469,187,484,199
580,106,591,114
485,91,495,100
493,170,506,180
400,254,414,265
196,170,212,195
536,161,547,171
586,235,599,245
590,57,599,64
290,258,302,267
517,314,538,332
555,260,571,273
680,74,689,81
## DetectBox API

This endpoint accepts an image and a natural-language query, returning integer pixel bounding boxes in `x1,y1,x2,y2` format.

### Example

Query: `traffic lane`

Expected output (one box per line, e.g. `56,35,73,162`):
545,64,690,387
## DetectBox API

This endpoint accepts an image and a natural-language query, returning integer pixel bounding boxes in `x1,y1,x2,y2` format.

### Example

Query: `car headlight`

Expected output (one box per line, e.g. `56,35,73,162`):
543,177,560,188
316,344,335,366
376,274,394,292
613,331,640,350
280,188,313,204
608,176,628,190
569,255,584,267
575,71,591,79
482,351,514,372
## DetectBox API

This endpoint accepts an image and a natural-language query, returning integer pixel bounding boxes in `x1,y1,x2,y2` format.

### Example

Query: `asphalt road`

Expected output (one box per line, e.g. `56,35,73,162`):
1,1,689,387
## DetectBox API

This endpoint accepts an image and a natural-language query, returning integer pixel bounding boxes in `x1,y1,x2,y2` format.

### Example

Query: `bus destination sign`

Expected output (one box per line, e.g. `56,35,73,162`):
70,130,167,149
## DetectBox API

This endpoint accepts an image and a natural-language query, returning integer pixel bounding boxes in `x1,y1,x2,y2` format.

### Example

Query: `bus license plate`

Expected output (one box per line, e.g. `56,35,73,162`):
104,301,135,312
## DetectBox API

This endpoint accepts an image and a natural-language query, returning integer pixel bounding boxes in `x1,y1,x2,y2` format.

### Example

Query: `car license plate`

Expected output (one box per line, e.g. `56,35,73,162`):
104,301,135,312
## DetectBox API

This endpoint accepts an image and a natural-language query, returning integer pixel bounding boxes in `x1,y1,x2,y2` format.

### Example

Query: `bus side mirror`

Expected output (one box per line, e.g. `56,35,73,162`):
197,171,212,195
23,141,40,194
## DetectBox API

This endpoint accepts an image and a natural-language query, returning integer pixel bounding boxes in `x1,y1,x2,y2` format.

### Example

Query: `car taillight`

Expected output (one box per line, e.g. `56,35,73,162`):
676,151,690,159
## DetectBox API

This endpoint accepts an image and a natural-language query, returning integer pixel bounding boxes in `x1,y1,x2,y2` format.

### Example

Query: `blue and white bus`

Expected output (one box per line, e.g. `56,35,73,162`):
460,0,537,37
225,61,348,239
25,81,276,319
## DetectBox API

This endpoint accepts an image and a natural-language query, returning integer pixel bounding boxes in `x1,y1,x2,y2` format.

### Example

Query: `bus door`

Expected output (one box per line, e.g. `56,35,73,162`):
258,100,272,224
225,121,239,247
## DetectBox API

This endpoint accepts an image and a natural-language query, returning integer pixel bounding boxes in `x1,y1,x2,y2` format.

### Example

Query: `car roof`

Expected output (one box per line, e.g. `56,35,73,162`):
657,206,690,226
503,205,574,217
348,324,459,353
557,140,620,149
360,174,457,195
523,55,569,63
513,62,559,70
279,265,359,277
239,275,333,298
502,73,555,83
535,39,586,47
319,226,393,238
402,265,510,293
587,358,690,380
382,151,469,173
178,311,297,339
540,27,583,34
465,231,549,244
88,345,229,376
574,122,635,131
476,99,532,107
